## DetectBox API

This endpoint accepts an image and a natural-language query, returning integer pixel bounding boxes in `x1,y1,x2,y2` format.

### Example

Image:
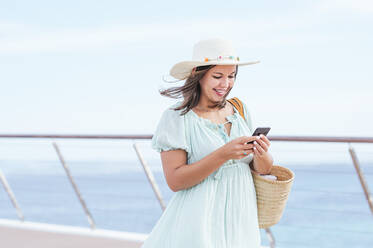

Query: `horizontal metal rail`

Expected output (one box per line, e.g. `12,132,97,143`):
0,134,153,140
0,134,373,143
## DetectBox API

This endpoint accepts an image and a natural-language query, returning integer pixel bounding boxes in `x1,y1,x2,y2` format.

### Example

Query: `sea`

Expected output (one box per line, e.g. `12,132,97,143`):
0,139,372,248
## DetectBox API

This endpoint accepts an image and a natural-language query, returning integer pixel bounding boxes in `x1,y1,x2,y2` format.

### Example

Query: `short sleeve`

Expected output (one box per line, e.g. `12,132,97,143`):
151,106,190,154
242,101,254,134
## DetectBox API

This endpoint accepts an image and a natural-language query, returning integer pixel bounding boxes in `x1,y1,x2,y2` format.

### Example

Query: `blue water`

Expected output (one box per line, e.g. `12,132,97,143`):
0,159,372,248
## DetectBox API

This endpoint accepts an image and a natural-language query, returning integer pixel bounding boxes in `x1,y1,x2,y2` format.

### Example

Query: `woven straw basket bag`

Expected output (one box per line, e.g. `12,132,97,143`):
250,165,295,228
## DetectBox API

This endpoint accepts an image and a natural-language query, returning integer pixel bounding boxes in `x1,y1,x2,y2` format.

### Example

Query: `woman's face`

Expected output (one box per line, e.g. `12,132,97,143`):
199,65,236,103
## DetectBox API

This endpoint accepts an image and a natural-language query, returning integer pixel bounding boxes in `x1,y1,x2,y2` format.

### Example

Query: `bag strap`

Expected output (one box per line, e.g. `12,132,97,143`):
227,97,245,121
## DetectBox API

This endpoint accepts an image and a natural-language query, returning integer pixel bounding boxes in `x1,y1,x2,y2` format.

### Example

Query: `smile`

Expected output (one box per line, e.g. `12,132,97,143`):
213,89,226,96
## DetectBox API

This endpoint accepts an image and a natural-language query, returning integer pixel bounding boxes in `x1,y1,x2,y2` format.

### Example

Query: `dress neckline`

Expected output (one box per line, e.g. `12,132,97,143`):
189,105,239,126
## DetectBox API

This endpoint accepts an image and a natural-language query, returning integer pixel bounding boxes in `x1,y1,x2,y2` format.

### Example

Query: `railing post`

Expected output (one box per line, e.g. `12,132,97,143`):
0,169,24,221
52,142,96,229
348,144,373,215
133,142,167,211
264,228,276,248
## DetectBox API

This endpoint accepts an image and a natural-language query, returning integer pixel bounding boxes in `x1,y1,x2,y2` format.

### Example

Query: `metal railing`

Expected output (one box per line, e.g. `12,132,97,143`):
0,134,372,248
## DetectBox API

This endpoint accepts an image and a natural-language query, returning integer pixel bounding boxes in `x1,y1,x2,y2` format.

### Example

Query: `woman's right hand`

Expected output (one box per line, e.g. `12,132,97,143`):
219,136,260,160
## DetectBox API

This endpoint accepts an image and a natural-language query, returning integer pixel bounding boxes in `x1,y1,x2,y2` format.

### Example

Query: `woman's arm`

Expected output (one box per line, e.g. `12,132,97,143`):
249,153,273,174
160,136,258,192
161,148,226,192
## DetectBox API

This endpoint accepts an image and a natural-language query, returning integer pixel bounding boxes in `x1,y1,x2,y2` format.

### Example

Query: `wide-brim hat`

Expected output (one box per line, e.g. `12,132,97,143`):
170,38,260,80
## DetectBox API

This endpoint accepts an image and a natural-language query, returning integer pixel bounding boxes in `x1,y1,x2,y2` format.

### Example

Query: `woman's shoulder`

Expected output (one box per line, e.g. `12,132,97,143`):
162,101,186,116
158,101,187,123
152,101,191,154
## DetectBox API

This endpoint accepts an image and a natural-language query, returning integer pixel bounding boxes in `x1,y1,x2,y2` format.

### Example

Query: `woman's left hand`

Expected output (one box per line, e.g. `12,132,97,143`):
251,134,273,174
253,134,271,156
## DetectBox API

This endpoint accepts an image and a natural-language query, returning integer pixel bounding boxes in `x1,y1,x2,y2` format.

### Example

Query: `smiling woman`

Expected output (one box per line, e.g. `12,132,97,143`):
141,38,273,248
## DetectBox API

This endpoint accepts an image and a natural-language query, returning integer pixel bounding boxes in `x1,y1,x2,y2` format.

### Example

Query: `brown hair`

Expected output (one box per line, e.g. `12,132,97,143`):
160,65,238,115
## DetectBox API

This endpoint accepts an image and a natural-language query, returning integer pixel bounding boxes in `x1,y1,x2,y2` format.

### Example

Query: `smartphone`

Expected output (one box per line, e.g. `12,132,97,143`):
246,127,271,144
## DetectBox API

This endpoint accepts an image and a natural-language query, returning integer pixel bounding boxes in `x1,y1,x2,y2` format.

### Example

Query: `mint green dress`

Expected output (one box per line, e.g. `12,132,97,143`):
141,101,261,248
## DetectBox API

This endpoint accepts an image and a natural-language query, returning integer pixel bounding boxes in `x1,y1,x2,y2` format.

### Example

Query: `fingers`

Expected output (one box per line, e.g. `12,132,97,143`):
253,144,260,156
242,143,255,150
259,134,271,147
244,148,254,154
254,139,268,153
252,135,271,156
240,148,254,159
237,141,254,158
237,136,252,143
238,136,260,145
235,135,270,159
253,140,265,155
255,135,271,153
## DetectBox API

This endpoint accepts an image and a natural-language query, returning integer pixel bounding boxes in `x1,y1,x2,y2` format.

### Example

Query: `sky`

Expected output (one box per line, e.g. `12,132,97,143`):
0,0,372,140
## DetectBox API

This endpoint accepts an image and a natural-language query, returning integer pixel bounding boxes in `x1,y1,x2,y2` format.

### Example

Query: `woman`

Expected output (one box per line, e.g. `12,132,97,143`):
141,38,274,248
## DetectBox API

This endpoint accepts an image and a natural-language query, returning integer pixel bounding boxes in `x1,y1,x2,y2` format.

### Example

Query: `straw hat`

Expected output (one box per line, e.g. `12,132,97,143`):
169,38,260,80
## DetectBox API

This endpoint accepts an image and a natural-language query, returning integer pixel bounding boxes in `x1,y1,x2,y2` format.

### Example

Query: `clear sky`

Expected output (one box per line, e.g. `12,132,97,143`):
0,0,372,137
